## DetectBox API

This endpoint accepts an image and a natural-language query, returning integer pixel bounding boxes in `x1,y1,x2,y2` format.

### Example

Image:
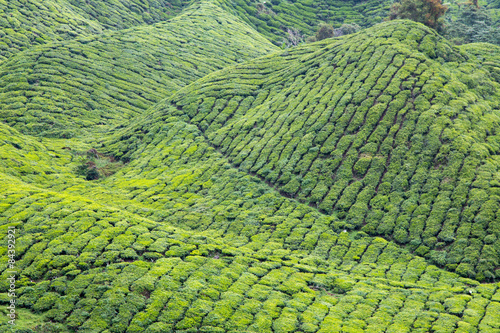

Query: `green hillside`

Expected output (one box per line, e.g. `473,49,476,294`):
106,20,500,282
1,107,500,332
0,0,500,332
63,0,194,28
0,1,278,138
1,0,497,60
213,0,499,46
215,0,391,44
0,0,193,62
460,43,500,83
0,0,100,62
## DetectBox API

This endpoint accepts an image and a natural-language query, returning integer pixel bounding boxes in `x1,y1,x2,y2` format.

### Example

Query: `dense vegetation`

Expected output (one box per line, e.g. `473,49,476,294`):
388,0,448,32
445,4,500,45
106,19,500,282
0,0,499,332
1,101,500,332
0,2,277,138
0,0,193,62
461,42,500,83
215,0,391,45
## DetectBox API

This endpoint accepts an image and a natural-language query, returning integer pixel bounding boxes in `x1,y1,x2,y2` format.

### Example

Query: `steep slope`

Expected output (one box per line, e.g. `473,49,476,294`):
0,124,77,181
215,0,391,44
0,1,278,138
63,0,194,29
2,118,500,332
106,20,500,281
0,0,192,62
0,0,101,62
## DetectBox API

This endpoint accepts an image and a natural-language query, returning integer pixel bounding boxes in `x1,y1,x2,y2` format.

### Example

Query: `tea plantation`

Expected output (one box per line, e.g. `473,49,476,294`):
214,0,391,44
0,0,500,332
0,2,277,138
107,19,500,282
0,0,194,62
2,104,500,332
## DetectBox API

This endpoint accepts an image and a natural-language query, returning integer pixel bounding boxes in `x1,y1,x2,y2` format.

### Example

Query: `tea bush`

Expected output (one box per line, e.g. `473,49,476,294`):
0,0,193,62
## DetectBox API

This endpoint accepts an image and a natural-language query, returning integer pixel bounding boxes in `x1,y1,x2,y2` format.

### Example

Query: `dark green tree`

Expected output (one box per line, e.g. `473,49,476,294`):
388,0,448,32
339,23,361,35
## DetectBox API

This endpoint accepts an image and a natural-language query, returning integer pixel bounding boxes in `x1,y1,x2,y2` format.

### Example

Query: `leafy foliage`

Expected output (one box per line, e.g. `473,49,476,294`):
445,5,500,45
284,28,305,47
74,149,123,180
107,19,500,282
309,23,361,43
316,24,335,41
0,0,193,62
0,2,277,137
214,0,392,45
0,1,499,332
460,42,500,83
388,0,448,31
1,112,499,332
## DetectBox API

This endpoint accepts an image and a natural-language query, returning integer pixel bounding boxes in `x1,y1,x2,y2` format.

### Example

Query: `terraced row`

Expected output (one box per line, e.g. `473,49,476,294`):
0,0,496,65
1,118,500,332
215,0,391,44
0,0,192,62
105,20,500,281
0,3,499,331
0,1,278,138
461,43,500,83
62,0,193,29
0,94,498,331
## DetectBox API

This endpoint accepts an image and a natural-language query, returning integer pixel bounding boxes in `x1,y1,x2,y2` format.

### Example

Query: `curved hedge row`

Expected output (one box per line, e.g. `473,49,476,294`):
0,0,193,62
106,20,500,281
1,2,500,332
1,117,500,332
214,0,391,44
460,43,500,83
0,1,277,138
64,0,194,29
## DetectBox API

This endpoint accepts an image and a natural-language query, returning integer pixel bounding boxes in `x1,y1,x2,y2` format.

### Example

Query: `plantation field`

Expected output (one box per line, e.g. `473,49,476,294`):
0,2,277,138
2,109,500,332
107,19,500,282
0,0,194,62
0,0,499,332
214,0,391,44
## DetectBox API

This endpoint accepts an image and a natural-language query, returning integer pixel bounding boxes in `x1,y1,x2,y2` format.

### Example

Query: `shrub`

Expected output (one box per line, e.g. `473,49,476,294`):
33,292,59,312
339,24,361,35
306,36,317,43
315,24,334,41
74,149,123,180
284,28,304,47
